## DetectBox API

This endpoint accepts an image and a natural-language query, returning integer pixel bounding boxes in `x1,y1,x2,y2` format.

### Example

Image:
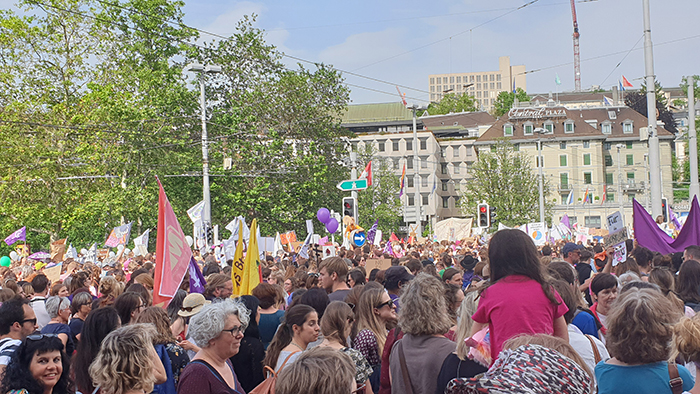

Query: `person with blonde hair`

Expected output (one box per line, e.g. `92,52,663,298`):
596,287,693,394
352,288,397,393
389,273,456,394
275,346,357,394
96,276,123,308
436,291,488,394
672,314,700,394
318,301,373,393
136,307,190,388
89,323,167,394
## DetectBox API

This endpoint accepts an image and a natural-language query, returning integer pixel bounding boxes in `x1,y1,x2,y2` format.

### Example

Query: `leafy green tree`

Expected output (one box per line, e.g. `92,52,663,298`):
493,88,530,117
356,144,402,235
427,93,477,115
460,139,551,226
627,79,677,134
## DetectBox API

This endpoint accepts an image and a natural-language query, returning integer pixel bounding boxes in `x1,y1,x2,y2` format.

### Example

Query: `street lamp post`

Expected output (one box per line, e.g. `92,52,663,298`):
616,144,624,216
534,128,546,224
407,103,427,237
186,63,221,248
642,0,662,218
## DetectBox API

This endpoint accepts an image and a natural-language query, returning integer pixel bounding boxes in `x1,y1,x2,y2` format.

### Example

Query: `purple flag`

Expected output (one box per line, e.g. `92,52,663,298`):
382,240,393,256
4,226,26,246
560,214,571,230
188,257,206,294
366,219,379,244
633,197,700,254
669,207,683,232
28,251,50,260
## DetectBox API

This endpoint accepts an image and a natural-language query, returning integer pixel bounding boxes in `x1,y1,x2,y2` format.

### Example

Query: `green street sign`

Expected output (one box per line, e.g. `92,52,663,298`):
336,179,368,191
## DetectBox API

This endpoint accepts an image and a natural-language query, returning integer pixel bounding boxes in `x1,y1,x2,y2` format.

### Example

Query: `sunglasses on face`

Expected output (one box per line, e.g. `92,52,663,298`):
26,333,58,341
180,304,203,312
375,299,395,309
20,318,37,326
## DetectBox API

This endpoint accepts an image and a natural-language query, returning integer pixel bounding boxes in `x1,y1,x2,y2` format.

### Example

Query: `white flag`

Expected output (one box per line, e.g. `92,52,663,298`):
225,216,250,241
187,201,205,223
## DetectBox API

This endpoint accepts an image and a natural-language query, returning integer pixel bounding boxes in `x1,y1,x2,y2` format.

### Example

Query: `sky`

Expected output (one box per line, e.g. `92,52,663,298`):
3,0,699,105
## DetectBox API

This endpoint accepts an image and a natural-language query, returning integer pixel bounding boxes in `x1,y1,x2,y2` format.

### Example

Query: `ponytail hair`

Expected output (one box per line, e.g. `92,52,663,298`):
263,304,316,369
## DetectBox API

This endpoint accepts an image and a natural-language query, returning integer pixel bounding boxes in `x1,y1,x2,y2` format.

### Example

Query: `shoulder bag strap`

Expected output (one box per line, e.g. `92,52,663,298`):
583,334,601,364
668,360,683,394
275,350,301,374
397,340,414,394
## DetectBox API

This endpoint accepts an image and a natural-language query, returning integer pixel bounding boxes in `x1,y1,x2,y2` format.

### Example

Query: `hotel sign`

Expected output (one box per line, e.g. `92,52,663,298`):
508,108,567,120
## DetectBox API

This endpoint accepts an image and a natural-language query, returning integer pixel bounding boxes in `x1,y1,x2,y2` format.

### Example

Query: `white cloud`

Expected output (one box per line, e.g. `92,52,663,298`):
197,1,267,40
318,28,408,71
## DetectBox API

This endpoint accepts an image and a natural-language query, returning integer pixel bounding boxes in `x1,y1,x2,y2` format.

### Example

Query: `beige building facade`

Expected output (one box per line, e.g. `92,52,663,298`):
428,56,526,112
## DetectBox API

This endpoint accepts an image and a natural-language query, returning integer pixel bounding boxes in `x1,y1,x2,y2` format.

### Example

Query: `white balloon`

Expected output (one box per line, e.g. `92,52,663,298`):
9,251,18,261
185,236,194,247
109,251,116,258
124,248,131,255
80,248,88,255
117,244,125,252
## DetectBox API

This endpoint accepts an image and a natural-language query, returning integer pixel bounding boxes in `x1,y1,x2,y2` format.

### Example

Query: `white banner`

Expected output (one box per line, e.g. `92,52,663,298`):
187,201,205,223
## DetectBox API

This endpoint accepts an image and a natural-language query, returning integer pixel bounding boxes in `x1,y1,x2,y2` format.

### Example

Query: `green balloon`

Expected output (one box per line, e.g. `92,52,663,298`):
0,256,10,267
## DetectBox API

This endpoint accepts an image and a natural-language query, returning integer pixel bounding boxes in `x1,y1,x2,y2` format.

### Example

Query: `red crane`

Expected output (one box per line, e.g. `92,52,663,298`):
570,0,581,92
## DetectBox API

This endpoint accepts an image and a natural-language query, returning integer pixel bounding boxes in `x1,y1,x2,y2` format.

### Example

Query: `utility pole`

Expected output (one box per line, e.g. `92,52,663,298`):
688,75,699,201
642,0,662,218
537,139,545,223
350,151,358,203
408,104,426,237
617,144,625,216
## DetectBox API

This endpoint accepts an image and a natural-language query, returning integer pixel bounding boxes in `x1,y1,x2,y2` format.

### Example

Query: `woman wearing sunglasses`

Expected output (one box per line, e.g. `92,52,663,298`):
177,299,250,394
0,333,72,394
352,288,397,393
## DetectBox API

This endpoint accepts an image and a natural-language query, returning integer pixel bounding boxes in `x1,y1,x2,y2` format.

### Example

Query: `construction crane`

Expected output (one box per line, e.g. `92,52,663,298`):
570,0,581,92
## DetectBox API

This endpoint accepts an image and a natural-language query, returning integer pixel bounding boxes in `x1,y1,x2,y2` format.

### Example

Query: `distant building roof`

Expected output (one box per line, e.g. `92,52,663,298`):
421,111,496,130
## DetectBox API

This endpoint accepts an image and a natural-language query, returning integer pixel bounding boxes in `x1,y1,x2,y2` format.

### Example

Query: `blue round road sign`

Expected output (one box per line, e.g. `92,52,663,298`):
353,231,366,247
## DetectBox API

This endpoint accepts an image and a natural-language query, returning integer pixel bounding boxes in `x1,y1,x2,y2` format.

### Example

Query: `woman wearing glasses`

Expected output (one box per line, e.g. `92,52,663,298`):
0,334,72,394
177,299,249,394
352,288,397,393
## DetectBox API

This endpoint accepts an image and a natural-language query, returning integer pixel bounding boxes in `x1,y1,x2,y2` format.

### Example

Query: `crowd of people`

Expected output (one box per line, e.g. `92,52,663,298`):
1,229,700,394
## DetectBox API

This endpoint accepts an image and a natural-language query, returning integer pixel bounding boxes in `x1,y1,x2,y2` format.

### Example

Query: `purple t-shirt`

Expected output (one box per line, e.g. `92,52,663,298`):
472,275,568,361
177,359,245,394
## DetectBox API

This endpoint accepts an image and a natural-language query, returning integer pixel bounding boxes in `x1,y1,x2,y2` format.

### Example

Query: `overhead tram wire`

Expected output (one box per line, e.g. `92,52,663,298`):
599,35,644,88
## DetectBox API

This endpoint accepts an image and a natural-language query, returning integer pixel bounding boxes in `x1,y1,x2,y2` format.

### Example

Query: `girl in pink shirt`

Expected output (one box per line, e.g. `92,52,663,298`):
470,229,569,362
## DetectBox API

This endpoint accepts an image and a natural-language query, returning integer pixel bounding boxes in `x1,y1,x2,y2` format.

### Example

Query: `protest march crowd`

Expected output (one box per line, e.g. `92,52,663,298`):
3,212,700,394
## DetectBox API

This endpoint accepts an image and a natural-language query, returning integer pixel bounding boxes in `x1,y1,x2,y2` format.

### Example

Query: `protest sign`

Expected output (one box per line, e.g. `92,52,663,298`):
366,258,392,273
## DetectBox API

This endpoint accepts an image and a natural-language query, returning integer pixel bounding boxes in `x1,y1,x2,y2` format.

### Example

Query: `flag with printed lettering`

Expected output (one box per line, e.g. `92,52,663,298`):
4,226,26,246
153,178,193,307
231,221,245,295
240,219,262,295
105,223,132,248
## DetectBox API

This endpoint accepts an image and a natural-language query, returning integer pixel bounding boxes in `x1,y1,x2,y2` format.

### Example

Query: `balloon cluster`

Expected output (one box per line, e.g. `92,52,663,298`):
317,208,338,233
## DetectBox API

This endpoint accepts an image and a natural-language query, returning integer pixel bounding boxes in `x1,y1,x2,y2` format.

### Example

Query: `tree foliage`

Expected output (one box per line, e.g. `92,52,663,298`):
626,80,678,134
0,2,350,253
427,93,477,115
493,88,530,117
460,139,552,226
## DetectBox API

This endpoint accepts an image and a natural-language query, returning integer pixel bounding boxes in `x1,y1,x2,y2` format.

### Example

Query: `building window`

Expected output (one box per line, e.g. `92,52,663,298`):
497,74,501,81
497,82,502,89
504,124,514,137
430,77,435,84
513,144,519,151
602,121,612,134
476,75,481,82
393,158,400,169
490,74,495,81
441,148,447,158
420,139,427,150
628,193,636,202
430,86,435,92
442,197,449,208
626,154,633,165
441,163,448,174
607,193,615,202
627,172,635,181
491,145,497,152
606,173,614,185
583,153,591,166
583,141,590,148
450,76,455,83
605,155,613,166
456,76,461,83
421,158,427,168
560,155,567,167
604,142,612,150
407,177,414,188
524,123,534,135
442,181,448,191
407,159,413,170
422,195,429,205
378,141,385,152
453,147,460,157
470,75,475,82
560,173,569,188
585,216,602,227
437,85,442,92
623,121,633,133
454,164,460,174
421,176,428,187
408,195,415,206
584,172,592,184
406,140,412,150
392,140,399,151
560,142,567,149
626,141,633,149
430,94,435,100
544,122,554,134
565,121,575,133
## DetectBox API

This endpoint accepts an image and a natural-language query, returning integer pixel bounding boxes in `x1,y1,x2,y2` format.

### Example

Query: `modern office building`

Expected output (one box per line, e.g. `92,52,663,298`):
428,56,526,112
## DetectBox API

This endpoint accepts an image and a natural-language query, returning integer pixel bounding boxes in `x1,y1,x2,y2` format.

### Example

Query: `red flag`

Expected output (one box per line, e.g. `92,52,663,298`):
601,185,607,205
622,75,633,88
389,232,399,243
153,177,193,307
360,161,373,186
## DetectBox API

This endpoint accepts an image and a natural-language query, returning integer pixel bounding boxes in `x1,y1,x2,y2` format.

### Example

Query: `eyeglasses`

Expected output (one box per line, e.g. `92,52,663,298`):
222,326,244,336
352,383,366,393
375,299,394,309
26,333,58,341
180,304,204,312
20,318,37,326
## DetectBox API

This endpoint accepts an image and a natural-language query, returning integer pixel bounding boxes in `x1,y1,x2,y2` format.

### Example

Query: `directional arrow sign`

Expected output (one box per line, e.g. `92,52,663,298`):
336,179,368,191
352,231,367,247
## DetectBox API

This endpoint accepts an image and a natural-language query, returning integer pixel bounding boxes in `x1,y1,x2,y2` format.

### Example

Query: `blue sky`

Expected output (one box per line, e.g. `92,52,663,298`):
4,0,699,105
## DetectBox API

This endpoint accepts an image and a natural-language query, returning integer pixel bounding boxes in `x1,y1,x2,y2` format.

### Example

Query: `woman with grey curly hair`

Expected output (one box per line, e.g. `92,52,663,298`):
41,296,75,357
177,298,250,394
389,273,456,394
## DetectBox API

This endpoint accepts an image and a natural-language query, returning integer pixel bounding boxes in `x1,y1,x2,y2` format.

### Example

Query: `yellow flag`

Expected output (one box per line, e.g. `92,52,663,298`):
240,219,261,295
231,221,245,296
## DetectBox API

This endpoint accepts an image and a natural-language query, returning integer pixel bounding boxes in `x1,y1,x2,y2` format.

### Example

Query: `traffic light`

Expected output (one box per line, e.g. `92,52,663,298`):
205,223,213,247
661,198,668,223
342,197,358,224
477,203,489,228
489,206,497,225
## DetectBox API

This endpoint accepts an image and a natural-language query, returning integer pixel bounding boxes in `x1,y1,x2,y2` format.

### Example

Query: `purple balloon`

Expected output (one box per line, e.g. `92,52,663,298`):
317,207,331,224
325,218,339,234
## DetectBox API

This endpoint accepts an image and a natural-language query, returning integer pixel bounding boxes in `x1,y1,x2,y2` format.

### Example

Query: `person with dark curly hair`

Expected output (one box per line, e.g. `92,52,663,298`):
0,334,73,394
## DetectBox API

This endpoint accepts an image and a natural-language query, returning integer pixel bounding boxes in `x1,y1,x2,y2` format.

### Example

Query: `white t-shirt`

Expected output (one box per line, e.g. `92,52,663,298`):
30,296,50,330
568,324,609,381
